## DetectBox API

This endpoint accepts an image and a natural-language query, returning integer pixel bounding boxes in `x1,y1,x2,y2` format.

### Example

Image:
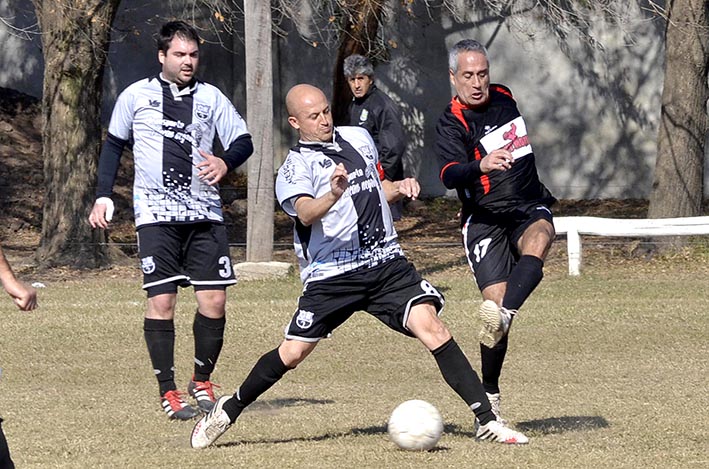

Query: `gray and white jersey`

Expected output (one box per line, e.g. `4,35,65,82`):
276,127,403,284
108,75,249,227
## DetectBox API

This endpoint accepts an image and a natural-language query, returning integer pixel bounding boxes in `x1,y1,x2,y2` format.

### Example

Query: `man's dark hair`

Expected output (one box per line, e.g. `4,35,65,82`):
157,21,200,53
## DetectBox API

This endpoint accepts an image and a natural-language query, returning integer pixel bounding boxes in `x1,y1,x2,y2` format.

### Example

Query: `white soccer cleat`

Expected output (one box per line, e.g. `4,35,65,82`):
478,300,515,348
486,392,508,425
190,396,233,449
476,419,529,444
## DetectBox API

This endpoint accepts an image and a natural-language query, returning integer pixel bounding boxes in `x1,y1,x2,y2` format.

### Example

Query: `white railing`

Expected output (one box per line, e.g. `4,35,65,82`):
553,216,709,275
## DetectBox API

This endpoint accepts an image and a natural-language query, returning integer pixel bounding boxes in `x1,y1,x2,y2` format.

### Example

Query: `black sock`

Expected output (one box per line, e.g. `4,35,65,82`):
0,419,14,469
432,338,496,425
223,348,290,423
503,255,544,310
144,318,176,396
480,332,509,394
192,311,226,382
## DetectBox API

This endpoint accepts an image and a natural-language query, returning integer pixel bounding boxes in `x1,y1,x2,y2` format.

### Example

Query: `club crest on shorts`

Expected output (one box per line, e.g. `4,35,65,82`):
296,309,314,329
141,256,156,274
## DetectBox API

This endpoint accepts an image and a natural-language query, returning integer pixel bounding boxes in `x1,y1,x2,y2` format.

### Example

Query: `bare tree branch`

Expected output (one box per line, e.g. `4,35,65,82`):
0,15,40,40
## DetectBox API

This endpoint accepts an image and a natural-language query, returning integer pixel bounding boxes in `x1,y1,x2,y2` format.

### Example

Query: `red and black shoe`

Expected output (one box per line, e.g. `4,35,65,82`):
161,390,199,420
188,378,221,412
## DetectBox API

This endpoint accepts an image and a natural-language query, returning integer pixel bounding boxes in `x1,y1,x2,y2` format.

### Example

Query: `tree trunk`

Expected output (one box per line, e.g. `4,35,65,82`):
31,0,120,268
331,1,386,125
245,0,274,262
648,0,708,221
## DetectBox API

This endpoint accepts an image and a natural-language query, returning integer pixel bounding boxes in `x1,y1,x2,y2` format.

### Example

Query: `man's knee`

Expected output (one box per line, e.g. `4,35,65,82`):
408,304,451,349
279,340,317,368
520,220,555,257
146,293,177,319
195,289,227,318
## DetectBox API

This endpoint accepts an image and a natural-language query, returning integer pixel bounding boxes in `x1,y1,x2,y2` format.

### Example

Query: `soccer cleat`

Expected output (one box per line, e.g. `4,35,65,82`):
478,300,515,348
161,390,199,420
188,378,221,412
191,395,233,449
476,419,529,444
486,392,508,425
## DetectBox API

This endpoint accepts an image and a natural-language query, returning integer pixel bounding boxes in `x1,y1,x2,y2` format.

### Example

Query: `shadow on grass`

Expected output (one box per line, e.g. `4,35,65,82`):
245,397,335,413
516,416,609,435
213,411,606,449
216,421,474,449
216,424,387,448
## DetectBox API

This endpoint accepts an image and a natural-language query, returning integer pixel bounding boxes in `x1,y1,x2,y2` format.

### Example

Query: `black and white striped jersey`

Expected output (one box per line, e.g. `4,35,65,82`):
276,127,403,284
107,74,249,226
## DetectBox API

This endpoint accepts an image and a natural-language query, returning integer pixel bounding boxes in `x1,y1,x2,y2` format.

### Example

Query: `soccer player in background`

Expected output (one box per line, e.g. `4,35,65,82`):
0,244,38,468
435,39,556,424
190,84,528,449
343,54,407,220
89,21,253,420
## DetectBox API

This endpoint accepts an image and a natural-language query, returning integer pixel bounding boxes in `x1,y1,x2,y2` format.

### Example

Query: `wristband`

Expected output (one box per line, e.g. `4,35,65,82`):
96,197,115,222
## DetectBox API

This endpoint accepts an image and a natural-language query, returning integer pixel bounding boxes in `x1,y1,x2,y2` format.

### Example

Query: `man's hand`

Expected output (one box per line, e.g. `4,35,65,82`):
480,148,514,173
88,197,114,229
294,163,349,227
4,278,37,311
330,163,349,198
383,177,420,203
196,149,228,186
395,177,420,200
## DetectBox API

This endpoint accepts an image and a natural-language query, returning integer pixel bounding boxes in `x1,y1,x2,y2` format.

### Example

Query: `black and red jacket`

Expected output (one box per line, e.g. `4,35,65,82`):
435,84,555,224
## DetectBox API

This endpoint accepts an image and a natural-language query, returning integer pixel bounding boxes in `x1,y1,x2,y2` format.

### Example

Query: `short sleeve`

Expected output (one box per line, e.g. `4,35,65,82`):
275,151,315,217
107,88,136,141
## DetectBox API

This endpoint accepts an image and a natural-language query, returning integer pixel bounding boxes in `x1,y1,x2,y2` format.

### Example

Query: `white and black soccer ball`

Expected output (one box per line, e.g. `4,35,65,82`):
387,399,444,451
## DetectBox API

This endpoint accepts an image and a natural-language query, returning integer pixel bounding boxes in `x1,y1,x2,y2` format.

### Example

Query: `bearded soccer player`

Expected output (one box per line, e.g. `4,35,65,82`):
89,21,253,420
435,39,556,424
189,84,529,449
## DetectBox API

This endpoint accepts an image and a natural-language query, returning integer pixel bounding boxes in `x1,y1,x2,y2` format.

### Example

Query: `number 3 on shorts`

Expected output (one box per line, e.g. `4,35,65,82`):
218,256,232,278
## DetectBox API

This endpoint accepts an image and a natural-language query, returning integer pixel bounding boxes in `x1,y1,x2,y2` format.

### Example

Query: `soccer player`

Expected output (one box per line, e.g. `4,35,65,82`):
88,21,253,420
190,84,528,449
435,39,556,423
343,54,407,220
0,244,38,468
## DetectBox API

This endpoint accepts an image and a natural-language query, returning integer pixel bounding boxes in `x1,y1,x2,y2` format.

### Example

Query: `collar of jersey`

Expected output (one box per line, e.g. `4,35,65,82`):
297,130,342,152
158,73,198,99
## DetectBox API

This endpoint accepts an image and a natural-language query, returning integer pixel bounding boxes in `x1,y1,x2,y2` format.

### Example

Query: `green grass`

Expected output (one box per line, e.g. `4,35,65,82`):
0,255,707,468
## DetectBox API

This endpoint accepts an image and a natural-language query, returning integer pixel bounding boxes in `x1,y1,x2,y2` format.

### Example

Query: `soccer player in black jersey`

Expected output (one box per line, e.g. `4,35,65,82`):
435,39,556,424
190,84,529,449
0,245,38,468
89,21,253,420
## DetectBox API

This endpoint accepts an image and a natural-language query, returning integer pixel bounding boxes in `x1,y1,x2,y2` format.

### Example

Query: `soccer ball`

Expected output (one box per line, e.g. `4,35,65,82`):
387,399,444,451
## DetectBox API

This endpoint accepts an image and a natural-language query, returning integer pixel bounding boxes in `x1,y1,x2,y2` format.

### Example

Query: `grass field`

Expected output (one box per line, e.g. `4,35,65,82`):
0,247,707,468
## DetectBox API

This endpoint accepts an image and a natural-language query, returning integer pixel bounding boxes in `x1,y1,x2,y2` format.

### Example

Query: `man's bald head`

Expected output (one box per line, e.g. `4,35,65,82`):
285,84,326,117
285,84,333,143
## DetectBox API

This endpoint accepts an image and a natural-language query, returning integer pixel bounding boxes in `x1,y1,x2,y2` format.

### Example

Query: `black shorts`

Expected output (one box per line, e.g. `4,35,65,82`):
284,257,445,341
136,223,236,297
463,203,553,290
